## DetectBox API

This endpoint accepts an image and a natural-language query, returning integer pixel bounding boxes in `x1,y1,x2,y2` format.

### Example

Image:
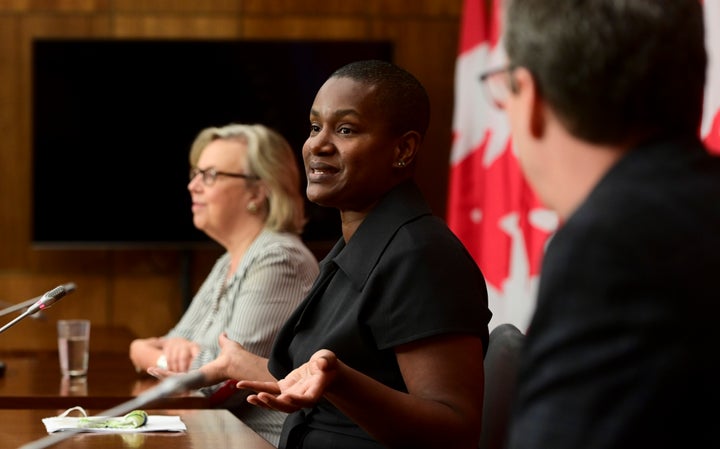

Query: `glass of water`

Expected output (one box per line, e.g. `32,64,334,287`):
57,319,91,377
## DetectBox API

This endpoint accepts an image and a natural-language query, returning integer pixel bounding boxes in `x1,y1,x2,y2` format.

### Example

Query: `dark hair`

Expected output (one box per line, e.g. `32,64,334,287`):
331,59,431,140
503,0,706,144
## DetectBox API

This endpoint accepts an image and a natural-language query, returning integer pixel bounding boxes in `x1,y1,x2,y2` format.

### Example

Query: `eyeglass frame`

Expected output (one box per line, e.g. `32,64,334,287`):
189,167,260,186
478,64,518,109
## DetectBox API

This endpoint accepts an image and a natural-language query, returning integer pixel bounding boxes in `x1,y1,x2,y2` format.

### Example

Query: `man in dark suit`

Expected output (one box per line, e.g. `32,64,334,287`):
480,1,720,448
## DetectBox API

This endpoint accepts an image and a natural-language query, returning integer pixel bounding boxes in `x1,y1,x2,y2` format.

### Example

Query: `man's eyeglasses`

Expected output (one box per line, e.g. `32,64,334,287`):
189,167,259,186
479,64,517,109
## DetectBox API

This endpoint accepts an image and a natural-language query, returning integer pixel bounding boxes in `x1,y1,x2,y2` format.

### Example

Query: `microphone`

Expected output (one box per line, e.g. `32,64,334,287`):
0,283,75,335
0,282,77,318
17,370,207,449
24,283,75,316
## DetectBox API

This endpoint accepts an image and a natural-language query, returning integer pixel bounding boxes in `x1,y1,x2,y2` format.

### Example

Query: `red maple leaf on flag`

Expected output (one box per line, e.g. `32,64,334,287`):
447,0,556,329
448,133,550,293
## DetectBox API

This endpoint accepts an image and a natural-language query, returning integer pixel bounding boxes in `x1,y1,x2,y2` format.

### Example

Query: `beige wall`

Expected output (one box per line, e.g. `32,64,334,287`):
0,0,462,350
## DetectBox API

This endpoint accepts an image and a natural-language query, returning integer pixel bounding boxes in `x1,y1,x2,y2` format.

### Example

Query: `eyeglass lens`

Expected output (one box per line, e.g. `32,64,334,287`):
189,168,216,185
479,66,514,109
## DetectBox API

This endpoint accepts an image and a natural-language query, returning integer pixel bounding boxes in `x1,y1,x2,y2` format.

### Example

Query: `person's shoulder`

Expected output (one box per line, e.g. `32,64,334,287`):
402,214,468,246
390,215,478,265
258,228,302,245
254,229,318,264
260,229,312,251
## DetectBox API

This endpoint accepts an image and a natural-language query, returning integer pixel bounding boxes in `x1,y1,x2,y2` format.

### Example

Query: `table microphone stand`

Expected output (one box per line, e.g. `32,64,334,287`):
0,297,44,376
0,283,76,378
0,297,45,318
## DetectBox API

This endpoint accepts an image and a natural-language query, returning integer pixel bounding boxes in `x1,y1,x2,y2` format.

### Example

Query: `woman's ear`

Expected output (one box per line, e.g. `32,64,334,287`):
393,131,421,168
248,181,269,208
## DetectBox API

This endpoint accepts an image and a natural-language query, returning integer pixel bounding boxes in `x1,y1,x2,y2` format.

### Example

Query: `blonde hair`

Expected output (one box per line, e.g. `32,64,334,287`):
189,123,307,234
189,126,218,167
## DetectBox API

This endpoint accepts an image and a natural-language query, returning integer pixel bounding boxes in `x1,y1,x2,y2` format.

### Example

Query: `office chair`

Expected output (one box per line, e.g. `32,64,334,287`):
478,323,526,449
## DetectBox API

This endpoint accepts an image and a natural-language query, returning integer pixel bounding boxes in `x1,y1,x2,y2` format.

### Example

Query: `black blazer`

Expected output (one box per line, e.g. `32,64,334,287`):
508,137,720,449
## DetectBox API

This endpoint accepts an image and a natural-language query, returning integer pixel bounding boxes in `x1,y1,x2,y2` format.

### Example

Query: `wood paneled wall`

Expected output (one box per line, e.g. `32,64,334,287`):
0,0,463,350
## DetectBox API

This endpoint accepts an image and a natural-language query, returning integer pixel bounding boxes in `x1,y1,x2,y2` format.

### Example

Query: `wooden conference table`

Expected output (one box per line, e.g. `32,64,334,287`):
0,351,210,409
0,409,275,449
0,325,274,448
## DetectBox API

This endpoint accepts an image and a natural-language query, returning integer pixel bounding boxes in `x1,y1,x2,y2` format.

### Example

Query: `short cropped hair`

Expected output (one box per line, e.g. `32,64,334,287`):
189,123,307,235
503,0,706,144
331,59,431,140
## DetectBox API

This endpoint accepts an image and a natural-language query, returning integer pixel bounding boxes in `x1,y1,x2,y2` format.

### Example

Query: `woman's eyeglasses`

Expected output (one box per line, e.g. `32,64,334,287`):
189,167,259,186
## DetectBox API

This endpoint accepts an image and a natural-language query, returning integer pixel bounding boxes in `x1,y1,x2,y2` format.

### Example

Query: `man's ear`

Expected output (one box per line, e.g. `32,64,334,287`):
393,130,421,167
514,67,545,139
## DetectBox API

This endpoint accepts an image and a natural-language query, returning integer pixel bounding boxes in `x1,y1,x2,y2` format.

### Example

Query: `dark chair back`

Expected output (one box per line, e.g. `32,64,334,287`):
478,323,525,449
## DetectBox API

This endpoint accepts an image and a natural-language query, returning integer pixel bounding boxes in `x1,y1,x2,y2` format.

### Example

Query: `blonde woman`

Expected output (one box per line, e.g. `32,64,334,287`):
130,123,318,446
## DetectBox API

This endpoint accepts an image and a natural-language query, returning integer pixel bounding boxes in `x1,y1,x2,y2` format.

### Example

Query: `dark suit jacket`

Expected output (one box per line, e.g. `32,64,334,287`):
508,137,720,449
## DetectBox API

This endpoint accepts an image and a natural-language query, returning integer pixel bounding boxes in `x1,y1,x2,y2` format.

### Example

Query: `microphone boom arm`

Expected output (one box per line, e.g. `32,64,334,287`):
0,283,76,335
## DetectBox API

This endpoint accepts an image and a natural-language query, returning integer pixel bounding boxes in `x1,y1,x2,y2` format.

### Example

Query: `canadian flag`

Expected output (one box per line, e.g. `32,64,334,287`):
703,0,720,154
447,0,555,332
447,0,720,331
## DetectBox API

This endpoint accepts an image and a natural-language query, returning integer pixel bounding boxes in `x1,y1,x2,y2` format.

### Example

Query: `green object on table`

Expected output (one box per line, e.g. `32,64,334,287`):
78,410,148,429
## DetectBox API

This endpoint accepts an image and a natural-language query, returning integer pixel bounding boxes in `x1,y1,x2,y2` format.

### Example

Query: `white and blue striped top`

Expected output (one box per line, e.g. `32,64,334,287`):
165,228,319,446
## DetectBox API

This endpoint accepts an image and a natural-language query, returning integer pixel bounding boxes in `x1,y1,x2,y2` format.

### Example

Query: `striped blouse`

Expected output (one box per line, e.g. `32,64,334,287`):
165,228,319,445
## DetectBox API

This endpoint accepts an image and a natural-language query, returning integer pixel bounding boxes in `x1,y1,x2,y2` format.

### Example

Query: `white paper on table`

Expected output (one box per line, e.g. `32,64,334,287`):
42,415,187,434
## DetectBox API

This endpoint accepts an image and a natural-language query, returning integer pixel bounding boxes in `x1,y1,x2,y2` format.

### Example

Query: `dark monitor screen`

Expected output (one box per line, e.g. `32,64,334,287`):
31,39,393,248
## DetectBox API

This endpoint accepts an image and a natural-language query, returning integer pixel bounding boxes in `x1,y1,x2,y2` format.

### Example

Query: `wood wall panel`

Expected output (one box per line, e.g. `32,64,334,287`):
241,0,461,19
0,0,109,13
111,276,184,337
242,0,367,15
241,16,369,39
28,250,112,275
0,274,113,321
51,277,110,323
367,0,462,16
112,15,242,37
0,0,464,351
0,17,26,269
0,274,75,310
19,15,112,38
113,0,239,14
